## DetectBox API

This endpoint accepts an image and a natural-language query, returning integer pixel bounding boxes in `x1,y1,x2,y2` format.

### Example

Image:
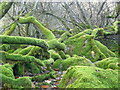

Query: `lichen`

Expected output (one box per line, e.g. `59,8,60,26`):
59,66,118,88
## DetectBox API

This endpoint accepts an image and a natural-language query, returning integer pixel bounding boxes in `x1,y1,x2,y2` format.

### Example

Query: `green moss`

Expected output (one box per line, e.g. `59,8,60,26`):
0,44,11,51
18,16,55,40
47,39,66,50
13,48,22,54
3,23,17,35
13,63,25,76
1,51,45,66
18,46,34,55
32,72,55,82
0,65,15,79
59,66,118,88
95,57,119,70
18,16,36,24
58,50,66,59
52,56,94,71
64,32,116,62
0,2,13,19
67,29,92,40
112,21,120,33
48,50,62,60
95,40,116,57
25,62,41,74
0,35,48,50
58,32,71,42
1,74,32,88
43,58,54,65
33,19,56,40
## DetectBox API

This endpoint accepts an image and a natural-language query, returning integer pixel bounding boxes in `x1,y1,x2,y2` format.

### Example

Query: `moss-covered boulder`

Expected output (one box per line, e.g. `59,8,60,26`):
59,66,118,88
0,64,32,88
1,74,32,88
0,64,14,79
95,57,119,70
52,56,94,71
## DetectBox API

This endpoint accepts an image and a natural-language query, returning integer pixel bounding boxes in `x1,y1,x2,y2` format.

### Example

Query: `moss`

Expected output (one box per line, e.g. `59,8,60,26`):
64,32,116,62
59,66,118,88
13,63,25,76
13,48,22,54
47,39,66,50
58,32,72,42
112,21,120,33
18,46,35,55
32,72,55,82
95,57,119,70
3,23,17,35
0,2,13,19
95,41,116,57
33,19,56,40
67,29,92,40
91,28,104,38
0,65,15,79
1,51,45,66
18,16,55,40
25,62,41,74
48,50,62,60
43,58,54,65
0,35,48,50
0,44,11,51
1,74,32,88
64,34,94,56
18,16,36,24
58,50,66,59
52,56,94,71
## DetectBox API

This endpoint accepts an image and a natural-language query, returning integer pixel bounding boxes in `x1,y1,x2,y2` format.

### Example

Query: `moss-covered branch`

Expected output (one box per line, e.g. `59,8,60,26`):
31,72,55,82
0,35,48,50
18,16,55,40
1,51,45,66
0,2,13,19
3,23,17,35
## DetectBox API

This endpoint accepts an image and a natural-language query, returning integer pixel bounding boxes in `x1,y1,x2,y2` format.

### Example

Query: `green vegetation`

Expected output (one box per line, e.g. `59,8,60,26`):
0,15,119,89
59,66,118,88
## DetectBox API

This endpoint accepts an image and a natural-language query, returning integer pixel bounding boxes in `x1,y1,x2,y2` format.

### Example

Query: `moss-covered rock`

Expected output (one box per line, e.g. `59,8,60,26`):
0,64,32,88
95,57,119,70
52,56,94,71
0,65,15,79
59,66,118,88
1,74,32,88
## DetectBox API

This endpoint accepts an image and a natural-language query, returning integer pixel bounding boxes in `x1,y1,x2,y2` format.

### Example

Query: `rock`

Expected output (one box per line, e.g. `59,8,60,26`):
59,66,118,88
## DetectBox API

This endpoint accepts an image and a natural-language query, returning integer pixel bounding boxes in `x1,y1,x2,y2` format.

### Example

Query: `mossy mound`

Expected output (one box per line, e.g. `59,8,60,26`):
0,64,14,79
59,66,118,88
0,64,32,88
95,57,119,70
52,56,94,71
